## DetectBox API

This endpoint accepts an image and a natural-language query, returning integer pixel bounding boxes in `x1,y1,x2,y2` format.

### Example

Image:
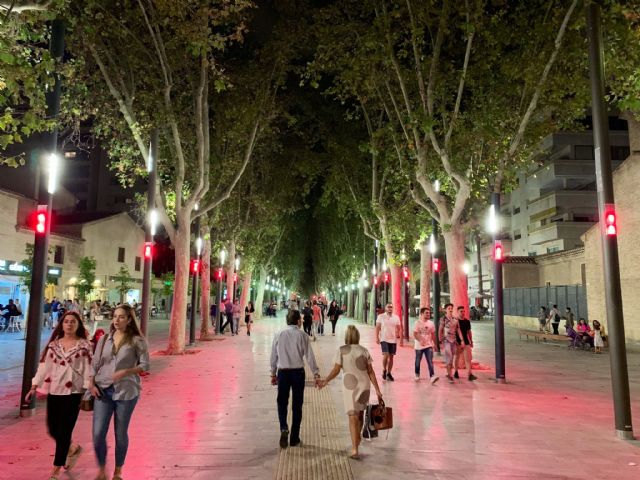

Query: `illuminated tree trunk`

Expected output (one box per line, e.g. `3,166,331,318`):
443,226,469,317
239,269,252,327
167,219,190,354
254,265,267,320
199,234,213,340
225,240,236,302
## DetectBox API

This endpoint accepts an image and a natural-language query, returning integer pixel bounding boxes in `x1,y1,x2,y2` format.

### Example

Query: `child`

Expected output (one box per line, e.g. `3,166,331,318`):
592,320,605,354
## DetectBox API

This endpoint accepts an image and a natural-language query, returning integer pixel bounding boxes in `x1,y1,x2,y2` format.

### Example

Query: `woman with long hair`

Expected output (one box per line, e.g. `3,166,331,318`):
327,300,342,336
245,301,255,336
90,304,150,480
319,325,383,459
25,311,93,479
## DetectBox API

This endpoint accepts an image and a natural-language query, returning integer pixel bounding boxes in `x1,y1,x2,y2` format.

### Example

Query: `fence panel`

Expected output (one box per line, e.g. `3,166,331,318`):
503,285,587,319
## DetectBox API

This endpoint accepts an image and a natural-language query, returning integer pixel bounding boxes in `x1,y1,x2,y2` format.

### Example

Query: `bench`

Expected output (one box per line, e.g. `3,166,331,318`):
517,329,567,344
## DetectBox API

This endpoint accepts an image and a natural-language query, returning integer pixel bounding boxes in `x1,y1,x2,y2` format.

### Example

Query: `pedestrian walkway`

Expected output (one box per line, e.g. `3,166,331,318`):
0,312,639,479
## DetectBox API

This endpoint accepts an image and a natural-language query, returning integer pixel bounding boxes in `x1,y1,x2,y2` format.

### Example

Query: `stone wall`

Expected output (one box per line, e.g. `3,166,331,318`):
583,116,640,341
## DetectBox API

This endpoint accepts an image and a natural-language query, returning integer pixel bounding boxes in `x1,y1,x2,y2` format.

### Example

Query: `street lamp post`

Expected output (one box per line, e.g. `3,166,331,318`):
188,216,202,346
430,220,441,354
21,20,64,416
401,255,410,341
489,196,506,383
215,249,225,334
587,3,633,439
140,129,158,336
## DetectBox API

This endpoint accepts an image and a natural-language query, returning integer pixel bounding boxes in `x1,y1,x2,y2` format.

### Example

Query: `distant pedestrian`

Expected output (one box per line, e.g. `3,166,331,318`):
232,299,241,335
564,307,575,332
270,310,321,449
375,303,401,382
25,311,92,479
453,306,477,381
245,301,255,336
548,304,561,335
328,300,341,336
592,320,605,354
413,307,439,384
312,300,322,339
90,304,150,480
438,303,460,383
220,298,233,334
537,306,547,332
302,301,313,337
319,325,383,459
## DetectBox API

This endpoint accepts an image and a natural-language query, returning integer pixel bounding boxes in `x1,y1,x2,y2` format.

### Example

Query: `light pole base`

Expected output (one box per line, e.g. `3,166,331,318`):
19,407,36,418
616,429,634,441
494,378,507,385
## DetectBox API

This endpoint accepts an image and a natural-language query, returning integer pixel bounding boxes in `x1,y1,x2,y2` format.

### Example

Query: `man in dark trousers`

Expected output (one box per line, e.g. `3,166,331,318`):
220,297,234,334
270,310,321,449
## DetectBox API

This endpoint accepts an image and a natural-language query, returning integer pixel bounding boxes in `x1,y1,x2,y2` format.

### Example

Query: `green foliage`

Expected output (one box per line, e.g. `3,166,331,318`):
19,243,55,292
113,265,133,303
161,272,174,297
76,256,97,302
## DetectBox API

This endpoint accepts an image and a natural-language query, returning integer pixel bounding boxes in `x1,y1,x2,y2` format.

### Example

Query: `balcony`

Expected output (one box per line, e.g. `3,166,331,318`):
527,191,597,222
527,221,595,246
528,159,596,190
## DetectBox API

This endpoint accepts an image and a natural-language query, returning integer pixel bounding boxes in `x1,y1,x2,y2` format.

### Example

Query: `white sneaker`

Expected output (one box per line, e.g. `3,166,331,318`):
430,376,440,385
414,375,420,382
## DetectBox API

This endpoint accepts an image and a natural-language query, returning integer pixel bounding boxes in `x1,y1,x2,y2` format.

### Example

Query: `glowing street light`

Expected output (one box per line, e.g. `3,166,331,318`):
47,153,61,194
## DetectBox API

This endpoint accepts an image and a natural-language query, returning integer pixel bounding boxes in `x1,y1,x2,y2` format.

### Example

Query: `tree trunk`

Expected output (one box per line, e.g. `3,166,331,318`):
389,263,403,339
239,269,252,326
167,219,190,354
253,265,267,320
420,241,432,309
225,240,236,302
443,225,469,317
199,235,213,340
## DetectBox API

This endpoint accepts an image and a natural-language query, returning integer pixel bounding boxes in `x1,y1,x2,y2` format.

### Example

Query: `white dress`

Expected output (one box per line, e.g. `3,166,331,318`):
594,329,604,348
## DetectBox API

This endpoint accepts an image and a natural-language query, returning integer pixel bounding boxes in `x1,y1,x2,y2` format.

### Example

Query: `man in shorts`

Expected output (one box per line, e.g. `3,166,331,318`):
438,303,460,383
375,303,401,381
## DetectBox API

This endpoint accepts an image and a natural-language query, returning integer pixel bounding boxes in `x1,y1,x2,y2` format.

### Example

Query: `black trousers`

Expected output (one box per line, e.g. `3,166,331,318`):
277,369,305,442
220,312,233,333
47,393,82,466
303,321,312,336
330,318,338,334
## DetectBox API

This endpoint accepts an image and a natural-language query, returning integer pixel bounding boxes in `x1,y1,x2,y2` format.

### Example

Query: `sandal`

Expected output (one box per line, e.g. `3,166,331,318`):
349,452,361,460
64,445,83,470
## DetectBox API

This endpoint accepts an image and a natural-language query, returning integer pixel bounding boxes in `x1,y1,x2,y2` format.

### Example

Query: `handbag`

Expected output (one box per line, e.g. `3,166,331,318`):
79,336,107,412
369,400,393,430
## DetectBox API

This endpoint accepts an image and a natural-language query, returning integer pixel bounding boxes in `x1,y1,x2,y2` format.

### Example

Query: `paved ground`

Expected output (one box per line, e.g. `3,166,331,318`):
0,312,640,479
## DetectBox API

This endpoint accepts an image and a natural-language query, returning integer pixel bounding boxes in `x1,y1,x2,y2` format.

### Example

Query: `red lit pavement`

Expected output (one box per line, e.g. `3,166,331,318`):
0,313,640,479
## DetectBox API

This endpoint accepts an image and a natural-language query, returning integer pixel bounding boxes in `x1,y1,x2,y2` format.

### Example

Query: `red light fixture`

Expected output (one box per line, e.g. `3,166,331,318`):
604,204,617,236
494,241,504,262
191,259,200,274
216,267,224,280
34,205,48,235
373,275,378,286
233,272,238,283
402,266,410,280
432,258,440,273
143,242,153,260
384,272,389,283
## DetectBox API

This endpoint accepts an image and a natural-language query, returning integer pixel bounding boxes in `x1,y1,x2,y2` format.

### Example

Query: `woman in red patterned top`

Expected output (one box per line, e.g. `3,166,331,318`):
25,311,93,479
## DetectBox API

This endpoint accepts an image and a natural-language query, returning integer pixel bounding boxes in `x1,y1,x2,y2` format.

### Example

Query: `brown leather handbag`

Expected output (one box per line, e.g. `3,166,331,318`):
370,400,393,430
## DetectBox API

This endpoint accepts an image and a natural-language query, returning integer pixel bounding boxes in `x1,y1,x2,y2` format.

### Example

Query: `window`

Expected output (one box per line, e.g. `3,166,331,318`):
611,146,630,161
547,246,560,254
575,145,594,160
514,233,522,240
135,256,141,272
53,245,65,265
528,251,537,257
581,264,586,285
514,207,520,214
473,264,478,272
117,247,125,263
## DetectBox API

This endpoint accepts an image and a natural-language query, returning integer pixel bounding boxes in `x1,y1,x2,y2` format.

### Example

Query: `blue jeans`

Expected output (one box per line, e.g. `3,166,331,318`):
277,369,305,442
415,347,435,377
93,386,139,467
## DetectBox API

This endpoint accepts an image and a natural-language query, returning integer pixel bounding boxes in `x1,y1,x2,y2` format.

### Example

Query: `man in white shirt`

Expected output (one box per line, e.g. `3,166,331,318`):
375,303,401,382
270,310,321,449
413,307,439,384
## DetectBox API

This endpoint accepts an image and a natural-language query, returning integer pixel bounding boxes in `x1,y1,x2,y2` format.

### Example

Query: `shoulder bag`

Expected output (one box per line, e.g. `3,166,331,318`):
369,399,393,431
79,336,107,412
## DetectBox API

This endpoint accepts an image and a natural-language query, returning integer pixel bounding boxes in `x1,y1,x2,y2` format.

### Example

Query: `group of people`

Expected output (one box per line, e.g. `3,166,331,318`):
218,297,256,336
25,304,149,480
300,299,343,339
1,298,22,329
537,305,605,353
270,301,477,460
